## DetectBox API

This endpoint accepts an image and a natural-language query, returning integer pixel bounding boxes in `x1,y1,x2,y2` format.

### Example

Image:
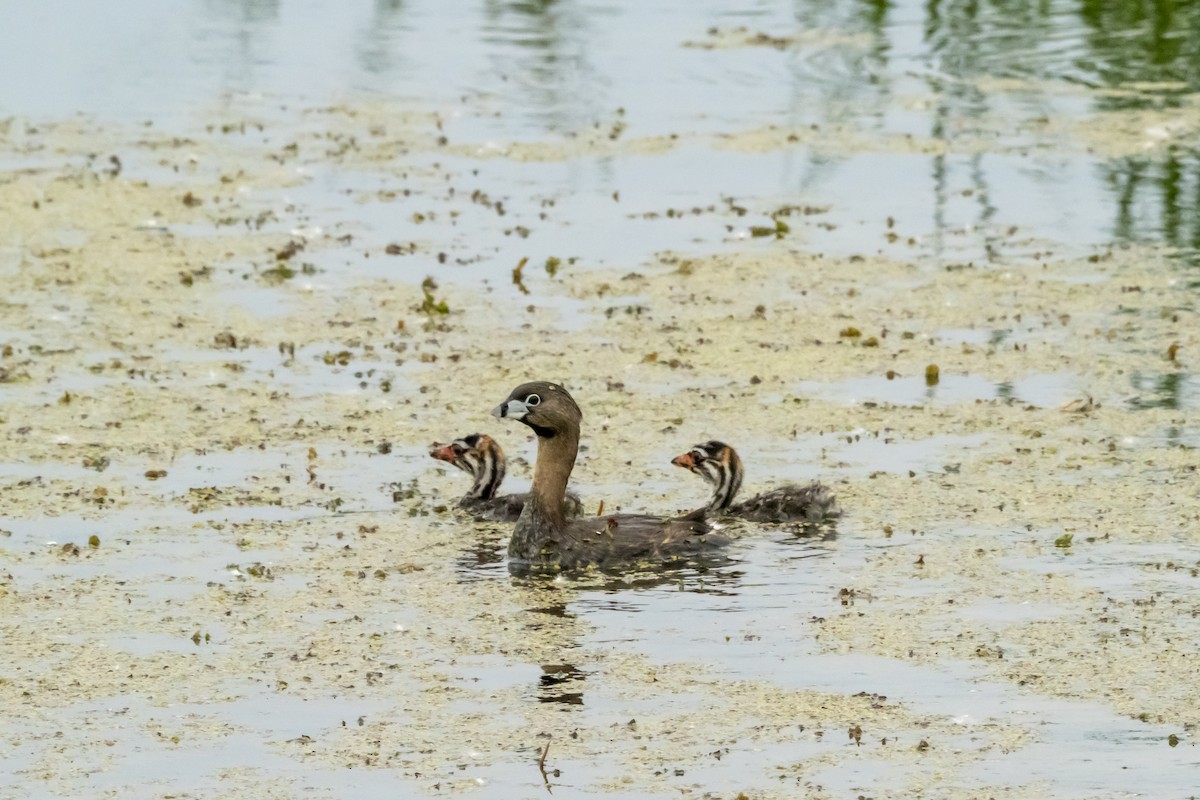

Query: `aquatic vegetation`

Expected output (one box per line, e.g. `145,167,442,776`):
511,256,530,294
419,276,450,315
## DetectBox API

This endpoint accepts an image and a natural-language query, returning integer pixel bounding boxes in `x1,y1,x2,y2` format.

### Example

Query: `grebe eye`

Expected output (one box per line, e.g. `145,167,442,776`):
526,393,541,406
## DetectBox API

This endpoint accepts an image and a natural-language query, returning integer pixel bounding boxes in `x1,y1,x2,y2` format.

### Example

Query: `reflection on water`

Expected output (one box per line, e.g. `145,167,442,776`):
920,0,1200,96
7,0,1200,113
1079,0,1200,99
538,662,587,705
1108,149,1200,258
1127,369,1198,409
461,524,1200,796
3,1,1199,262
795,371,1085,408
355,0,410,77
453,526,509,572
479,0,604,133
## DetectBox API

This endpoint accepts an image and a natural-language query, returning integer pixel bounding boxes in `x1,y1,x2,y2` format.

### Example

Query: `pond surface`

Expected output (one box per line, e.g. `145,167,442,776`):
2,0,1200,797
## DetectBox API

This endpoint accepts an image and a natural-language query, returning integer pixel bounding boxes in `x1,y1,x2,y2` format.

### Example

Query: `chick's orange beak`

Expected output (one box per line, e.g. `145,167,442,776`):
430,444,457,463
671,452,697,470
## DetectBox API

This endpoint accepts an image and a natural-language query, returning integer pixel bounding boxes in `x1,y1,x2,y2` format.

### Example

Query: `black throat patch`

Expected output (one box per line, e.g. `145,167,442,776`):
526,421,556,438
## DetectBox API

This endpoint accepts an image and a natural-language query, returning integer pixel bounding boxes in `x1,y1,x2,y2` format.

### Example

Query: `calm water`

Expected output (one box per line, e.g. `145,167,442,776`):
2,0,1199,263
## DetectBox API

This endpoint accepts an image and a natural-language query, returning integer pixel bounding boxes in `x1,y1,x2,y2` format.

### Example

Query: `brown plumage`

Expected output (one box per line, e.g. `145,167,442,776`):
492,381,728,571
671,440,840,523
429,433,583,522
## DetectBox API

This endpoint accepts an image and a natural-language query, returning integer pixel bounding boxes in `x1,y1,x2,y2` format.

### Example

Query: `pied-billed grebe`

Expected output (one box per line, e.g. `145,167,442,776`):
493,381,729,570
672,440,840,523
429,433,584,521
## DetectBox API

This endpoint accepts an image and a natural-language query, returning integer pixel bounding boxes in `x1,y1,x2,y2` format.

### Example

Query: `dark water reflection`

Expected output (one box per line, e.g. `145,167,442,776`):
6,1,1200,122
1108,149,1200,257
920,0,1200,96
449,523,762,708
1078,0,1200,100
486,533,824,710
1127,369,1198,409
3,0,1200,262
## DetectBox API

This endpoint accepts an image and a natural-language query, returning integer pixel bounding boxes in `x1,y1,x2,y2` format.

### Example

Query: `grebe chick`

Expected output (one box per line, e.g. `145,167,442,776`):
493,381,728,571
429,433,583,522
671,440,840,523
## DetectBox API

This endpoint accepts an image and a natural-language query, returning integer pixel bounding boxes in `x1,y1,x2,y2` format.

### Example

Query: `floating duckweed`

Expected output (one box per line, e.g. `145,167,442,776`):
512,257,530,295
749,218,790,239
243,562,274,580
839,327,861,338
261,264,296,284
419,277,450,315
925,364,940,385
275,240,303,261
213,331,242,349
83,455,110,472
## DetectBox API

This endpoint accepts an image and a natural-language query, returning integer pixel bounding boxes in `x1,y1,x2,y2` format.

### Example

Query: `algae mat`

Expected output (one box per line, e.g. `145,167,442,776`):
3,28,1200,800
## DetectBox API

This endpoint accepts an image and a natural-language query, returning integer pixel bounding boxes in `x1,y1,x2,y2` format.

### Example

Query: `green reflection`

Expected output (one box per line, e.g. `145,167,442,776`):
357,0,407,76
1080,0,1200,100
917,0,1200,95
481,0,598,132
1105,148,1200,253
1129,370,1191,410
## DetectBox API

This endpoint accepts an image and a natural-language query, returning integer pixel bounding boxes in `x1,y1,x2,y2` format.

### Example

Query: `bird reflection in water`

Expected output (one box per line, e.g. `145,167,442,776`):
538,662,586,706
